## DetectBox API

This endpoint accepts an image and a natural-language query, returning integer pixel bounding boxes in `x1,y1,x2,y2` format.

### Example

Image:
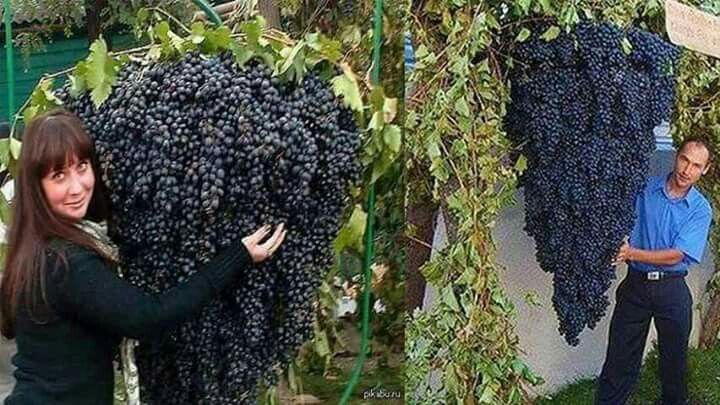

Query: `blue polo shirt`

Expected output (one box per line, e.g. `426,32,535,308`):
629,174,712,273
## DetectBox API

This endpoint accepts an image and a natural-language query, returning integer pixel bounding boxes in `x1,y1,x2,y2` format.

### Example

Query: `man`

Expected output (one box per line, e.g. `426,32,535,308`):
596,137,713,405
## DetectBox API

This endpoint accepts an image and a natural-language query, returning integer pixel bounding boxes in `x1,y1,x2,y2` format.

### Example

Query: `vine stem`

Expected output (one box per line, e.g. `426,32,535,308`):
9,68,75,137
301,0,331,36
468,76,487,113
437,135,468,194
498,16,555,31
148,7,192,34
112,44,154,56
263,29,295,46
490,46,530,69
10,95,31,138
229,29,295,46
408,61,450,106
488,47,506,83
407,13,462,100
693,88,720,109
687,105,712,112
43,66,79,79
404,234,433,250
340,43,362,65
410,36,456,98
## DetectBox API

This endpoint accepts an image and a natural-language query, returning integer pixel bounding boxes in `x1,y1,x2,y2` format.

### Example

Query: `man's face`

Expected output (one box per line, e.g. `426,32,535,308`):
673,142,710,189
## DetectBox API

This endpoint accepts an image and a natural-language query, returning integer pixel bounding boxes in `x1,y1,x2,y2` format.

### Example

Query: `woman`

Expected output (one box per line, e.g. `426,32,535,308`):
0,108,286,404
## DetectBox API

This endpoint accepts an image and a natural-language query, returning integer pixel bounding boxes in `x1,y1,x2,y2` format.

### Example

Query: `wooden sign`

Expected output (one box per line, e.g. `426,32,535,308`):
666,0,720,59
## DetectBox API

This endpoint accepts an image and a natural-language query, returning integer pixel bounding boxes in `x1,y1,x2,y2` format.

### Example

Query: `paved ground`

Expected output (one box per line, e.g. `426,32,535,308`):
0,339,16,401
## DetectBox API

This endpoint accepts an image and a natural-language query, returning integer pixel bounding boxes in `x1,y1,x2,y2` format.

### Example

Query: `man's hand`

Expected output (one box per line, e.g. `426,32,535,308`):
612,238,632,266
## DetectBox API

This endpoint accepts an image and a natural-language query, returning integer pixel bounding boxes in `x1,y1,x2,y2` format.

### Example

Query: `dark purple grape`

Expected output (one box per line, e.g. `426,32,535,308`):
57,51,362,403
505,22,680,346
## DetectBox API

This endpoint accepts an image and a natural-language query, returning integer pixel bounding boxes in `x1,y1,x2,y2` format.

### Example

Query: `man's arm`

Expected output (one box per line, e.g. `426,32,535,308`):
614,241,684,266
627,246,684,266
616,203,713,268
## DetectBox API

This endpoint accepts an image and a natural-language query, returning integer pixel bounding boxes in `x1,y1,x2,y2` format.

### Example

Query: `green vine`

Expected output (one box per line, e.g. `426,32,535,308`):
279,0,407,381
406,0,720,403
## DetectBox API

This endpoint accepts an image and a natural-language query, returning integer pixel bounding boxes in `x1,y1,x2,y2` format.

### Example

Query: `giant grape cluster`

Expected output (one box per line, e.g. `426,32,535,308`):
505,22,680,345
56,50,361,403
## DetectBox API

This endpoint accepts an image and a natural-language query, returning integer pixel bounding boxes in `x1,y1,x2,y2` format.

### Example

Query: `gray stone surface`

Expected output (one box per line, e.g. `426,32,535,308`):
0,276,15,401
0,339,16,401
421,210,445,310
423,150,717,396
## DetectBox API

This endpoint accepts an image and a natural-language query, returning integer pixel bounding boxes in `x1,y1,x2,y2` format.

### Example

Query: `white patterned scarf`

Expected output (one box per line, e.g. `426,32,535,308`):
75,220,140,405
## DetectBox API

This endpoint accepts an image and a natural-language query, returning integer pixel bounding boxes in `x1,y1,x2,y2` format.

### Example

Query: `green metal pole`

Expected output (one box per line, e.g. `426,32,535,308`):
339,0,382,401
338,187,375,405
3,0,15,122
192,0,223,27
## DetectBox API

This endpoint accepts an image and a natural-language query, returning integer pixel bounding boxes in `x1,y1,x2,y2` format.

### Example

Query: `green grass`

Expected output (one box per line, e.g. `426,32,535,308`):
291,356,404,404
536,345,720,405
536,378,596,404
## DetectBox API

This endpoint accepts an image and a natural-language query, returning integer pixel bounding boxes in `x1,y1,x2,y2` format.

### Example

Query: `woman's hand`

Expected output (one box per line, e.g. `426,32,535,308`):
241,223,287,263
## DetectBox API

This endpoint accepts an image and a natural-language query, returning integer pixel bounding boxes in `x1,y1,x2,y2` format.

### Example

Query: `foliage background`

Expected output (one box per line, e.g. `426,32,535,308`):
277,0,406,378
406,0,720,403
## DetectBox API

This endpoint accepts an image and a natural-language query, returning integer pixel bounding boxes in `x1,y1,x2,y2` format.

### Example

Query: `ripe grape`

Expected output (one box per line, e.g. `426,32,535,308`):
505,22,680,345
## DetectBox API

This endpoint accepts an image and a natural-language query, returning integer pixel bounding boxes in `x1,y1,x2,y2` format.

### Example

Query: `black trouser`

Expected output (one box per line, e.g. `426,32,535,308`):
596,270,692,405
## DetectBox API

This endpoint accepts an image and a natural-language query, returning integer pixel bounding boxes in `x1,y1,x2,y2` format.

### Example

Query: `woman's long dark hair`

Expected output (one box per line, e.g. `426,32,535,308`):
0,108,113,338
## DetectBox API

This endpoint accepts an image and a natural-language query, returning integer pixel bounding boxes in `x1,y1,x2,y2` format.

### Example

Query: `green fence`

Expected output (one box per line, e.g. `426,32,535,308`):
0,32,137,121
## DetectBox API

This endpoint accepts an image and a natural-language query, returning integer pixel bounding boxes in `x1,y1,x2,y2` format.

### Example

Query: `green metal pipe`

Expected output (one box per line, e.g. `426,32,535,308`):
3,0,15,122
339,186,375,404
370,6,382,85
339,0,382,401
191,0,223,27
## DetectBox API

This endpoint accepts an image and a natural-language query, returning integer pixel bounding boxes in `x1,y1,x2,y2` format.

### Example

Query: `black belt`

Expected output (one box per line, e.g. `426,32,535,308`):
628,266,687,281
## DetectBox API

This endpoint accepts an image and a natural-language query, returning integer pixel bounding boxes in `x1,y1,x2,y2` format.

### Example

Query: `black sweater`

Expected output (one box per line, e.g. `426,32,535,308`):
4,240,251,405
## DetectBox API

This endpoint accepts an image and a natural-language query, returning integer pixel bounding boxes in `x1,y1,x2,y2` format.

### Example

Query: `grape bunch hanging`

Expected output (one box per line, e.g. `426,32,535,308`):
56,50,361,403
505,22,680,345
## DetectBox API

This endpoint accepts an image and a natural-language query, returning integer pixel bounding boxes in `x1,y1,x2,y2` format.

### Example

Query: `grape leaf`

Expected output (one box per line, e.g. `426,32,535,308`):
241,17,264,47
9,138,22,160
383,124,401,154
278,40,306,76
23,78,62,123
516,28,531,42
334,204,367,253
69,61,88,98
305,32,343,63
86,37,119,107
330,64,363,112
190,22,206,45
540,26,560,41
205,26,232,53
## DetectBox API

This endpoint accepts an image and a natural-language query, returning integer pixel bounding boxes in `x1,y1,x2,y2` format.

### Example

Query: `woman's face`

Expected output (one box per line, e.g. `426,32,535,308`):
40,155,95,221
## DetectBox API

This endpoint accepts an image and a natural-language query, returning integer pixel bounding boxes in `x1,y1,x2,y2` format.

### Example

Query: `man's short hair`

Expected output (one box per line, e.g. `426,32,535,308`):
678,135,713,167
